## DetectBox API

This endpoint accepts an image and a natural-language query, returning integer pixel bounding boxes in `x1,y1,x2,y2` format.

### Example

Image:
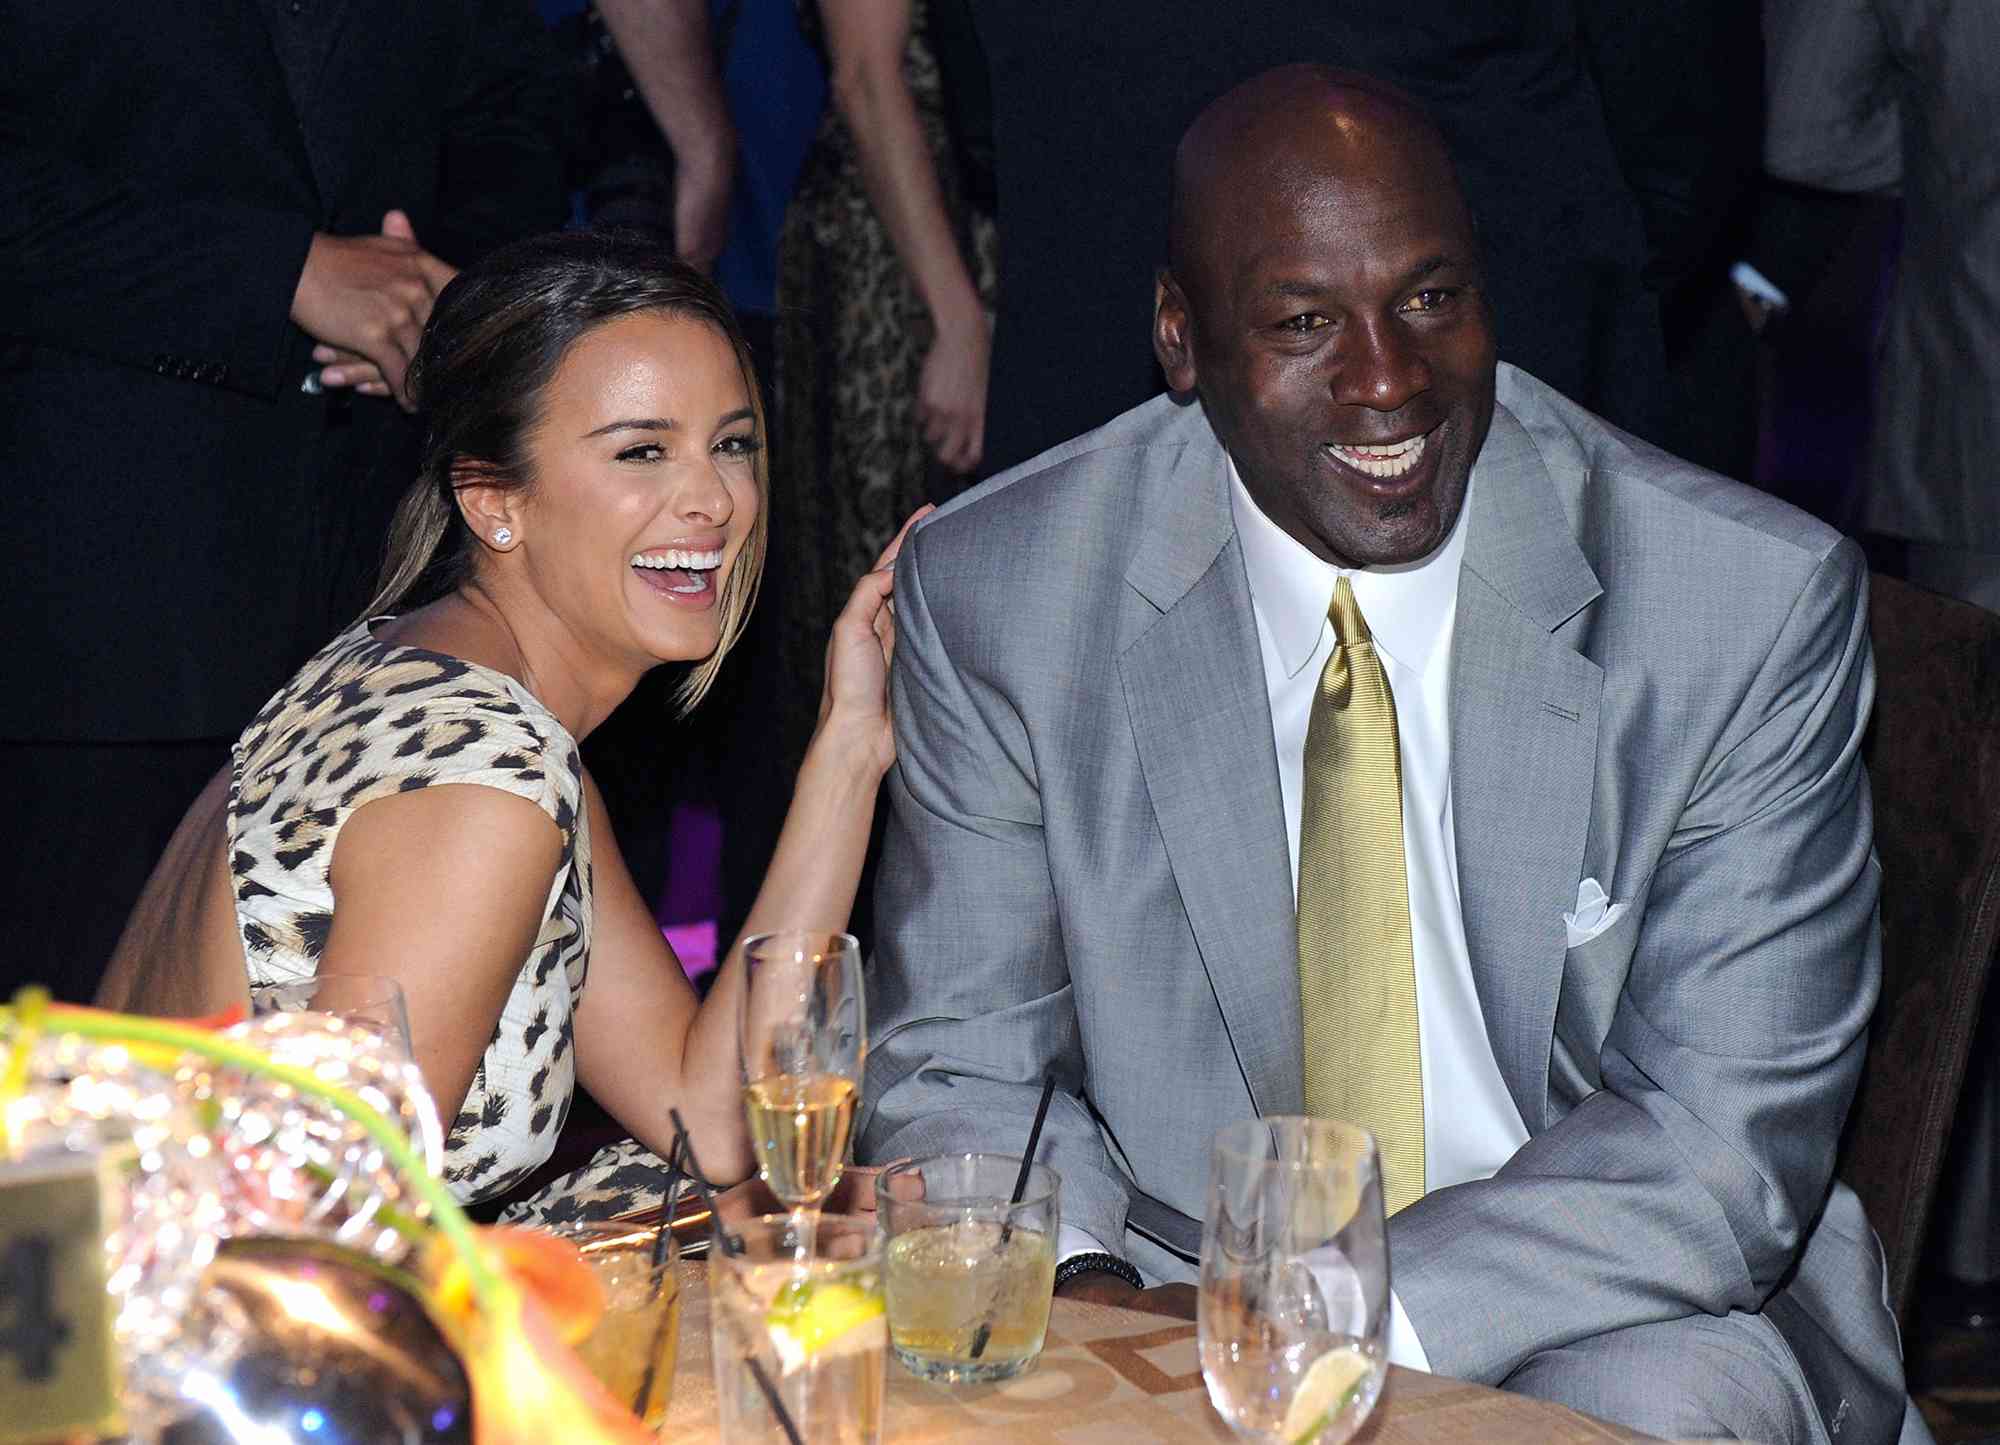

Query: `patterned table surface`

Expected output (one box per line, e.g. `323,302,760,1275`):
658,1261,1661,1443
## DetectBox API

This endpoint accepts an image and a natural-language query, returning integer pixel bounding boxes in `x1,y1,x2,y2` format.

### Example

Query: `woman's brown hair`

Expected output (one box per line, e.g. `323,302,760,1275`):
368,229,768,713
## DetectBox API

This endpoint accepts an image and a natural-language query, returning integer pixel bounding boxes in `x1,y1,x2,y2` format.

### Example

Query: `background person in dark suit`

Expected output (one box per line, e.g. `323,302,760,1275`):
0,0,566,1003
964,1,1754,477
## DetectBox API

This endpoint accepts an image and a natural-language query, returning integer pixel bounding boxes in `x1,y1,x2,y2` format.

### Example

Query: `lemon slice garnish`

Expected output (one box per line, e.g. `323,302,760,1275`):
1281,1345,1373,1444
765,1280,886,1373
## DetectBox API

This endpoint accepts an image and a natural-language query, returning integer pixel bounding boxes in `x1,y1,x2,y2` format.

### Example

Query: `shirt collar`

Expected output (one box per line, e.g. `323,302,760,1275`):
1229,455,1469,679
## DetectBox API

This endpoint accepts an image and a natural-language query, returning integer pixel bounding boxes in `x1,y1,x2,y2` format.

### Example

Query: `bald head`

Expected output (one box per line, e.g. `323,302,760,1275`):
1151,62,1497,571
1167,65,1473,297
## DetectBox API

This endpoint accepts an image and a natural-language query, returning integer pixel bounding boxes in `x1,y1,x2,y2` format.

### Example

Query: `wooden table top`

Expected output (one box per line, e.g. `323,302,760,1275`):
659,1261,1660,1443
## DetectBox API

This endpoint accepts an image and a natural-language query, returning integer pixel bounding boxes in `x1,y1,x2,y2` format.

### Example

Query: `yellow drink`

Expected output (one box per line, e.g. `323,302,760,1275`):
743,1073,857,1205
567,1227,680,1428
884,1221,1056,1382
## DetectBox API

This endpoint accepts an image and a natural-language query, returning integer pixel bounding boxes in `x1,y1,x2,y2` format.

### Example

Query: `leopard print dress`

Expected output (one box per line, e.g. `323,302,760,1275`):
230,618,592,1204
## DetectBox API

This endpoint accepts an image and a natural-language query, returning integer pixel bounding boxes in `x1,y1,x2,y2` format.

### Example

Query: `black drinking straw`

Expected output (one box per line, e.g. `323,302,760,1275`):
670,1108,804,1445
969,1072,1057,1359
631,1132,686,1418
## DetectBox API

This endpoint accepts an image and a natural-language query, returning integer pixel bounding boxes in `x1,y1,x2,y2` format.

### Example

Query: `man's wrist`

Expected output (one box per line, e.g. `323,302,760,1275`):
1053,1251,1144,1294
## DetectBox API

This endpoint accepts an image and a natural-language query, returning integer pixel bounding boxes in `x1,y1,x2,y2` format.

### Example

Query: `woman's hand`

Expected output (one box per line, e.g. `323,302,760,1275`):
706,1163,888,1223
816,505,934,774
917,311,991,475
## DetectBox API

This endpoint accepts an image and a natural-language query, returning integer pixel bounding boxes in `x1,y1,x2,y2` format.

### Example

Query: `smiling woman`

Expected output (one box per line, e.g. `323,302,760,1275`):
96,230,920,1215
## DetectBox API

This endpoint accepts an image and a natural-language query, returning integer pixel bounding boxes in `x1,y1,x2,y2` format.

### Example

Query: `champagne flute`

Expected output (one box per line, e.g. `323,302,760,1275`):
1199,1117,1389,1445
738,931,867,1239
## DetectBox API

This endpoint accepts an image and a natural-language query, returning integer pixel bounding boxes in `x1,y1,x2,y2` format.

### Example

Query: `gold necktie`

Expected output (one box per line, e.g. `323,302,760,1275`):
1297,576,1426,1215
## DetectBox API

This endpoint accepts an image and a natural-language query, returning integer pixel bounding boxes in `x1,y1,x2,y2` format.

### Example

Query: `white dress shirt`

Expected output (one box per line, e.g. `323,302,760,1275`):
1230,460,1529,1369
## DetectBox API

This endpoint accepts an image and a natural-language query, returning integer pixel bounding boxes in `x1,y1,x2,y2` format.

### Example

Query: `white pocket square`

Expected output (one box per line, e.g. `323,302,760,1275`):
1563,877,1629,948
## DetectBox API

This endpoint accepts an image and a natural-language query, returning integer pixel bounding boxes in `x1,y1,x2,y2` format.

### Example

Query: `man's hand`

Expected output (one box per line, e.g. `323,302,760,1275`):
306,346,392,399
1054,1271,1198,1320
290,210,457,410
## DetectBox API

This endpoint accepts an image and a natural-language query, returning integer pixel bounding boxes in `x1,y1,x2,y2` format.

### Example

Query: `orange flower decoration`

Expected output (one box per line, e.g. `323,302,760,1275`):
426,1226,655,1445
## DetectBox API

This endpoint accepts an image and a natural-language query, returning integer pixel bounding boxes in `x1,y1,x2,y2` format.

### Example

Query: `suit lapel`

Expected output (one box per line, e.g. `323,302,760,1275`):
1450,402,1604,1131
1119,418,1303,1118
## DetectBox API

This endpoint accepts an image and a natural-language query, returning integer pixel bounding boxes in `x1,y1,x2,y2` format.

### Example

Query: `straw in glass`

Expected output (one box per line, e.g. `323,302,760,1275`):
669,1108,802,1445
630,1131,686,1418
968,1072,1057,1359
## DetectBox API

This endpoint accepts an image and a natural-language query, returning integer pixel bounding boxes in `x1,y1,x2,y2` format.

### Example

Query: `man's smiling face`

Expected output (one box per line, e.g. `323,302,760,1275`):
1155,72,1498,569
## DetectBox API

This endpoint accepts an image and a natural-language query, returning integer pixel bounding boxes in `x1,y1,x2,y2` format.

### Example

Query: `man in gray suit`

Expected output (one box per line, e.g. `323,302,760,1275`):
863,66,1923,1443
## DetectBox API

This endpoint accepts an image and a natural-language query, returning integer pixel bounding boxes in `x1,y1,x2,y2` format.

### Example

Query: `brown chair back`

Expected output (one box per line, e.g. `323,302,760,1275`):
1844,573,2000,1327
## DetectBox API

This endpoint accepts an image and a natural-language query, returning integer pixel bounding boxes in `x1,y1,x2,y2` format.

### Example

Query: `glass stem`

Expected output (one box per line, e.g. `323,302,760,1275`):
787,1202,820,1260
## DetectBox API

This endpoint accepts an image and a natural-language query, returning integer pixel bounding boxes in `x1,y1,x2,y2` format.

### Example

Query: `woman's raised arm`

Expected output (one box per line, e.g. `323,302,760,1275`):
574,507,928,1181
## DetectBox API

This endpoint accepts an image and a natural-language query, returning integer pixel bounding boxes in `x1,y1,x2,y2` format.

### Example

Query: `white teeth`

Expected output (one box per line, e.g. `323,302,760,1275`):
630,547,724,570
1327,433,1428,479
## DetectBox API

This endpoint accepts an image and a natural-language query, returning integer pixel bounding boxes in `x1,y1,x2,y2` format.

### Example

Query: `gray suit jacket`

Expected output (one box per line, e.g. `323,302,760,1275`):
864,365,1906,1440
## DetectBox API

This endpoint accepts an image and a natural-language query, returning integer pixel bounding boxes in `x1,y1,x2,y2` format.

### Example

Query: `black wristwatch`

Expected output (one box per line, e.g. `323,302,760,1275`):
1054,1251,1145,1292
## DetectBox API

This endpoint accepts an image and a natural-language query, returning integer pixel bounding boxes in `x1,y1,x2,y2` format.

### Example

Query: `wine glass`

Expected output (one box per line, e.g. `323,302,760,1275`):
249,973,415,1060
737,931,866,1238
1199,1117,1389,1445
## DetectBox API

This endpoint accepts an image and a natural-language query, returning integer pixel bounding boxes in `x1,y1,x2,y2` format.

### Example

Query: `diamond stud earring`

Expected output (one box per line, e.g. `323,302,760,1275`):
493,527,513,547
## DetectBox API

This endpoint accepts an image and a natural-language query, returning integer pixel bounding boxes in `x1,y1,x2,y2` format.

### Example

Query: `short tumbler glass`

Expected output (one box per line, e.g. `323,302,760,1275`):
876,1153,1061,1384
549,1219,681,1429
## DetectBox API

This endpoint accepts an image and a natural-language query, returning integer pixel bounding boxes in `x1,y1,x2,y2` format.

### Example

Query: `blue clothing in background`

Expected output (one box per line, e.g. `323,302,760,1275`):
715,0,824,315
534,0,823,316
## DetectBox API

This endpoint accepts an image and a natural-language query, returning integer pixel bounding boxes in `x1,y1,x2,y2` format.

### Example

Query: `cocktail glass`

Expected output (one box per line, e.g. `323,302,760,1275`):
709,1212,885,1445
1199,1117,1389,1445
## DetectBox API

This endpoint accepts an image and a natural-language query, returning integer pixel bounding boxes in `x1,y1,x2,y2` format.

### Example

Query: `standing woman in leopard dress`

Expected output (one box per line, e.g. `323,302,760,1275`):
771,0,997,777
98,230,919,1210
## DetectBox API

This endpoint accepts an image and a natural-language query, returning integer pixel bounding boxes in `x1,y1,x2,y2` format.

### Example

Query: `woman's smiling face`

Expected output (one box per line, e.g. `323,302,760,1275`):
507,309,762,674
